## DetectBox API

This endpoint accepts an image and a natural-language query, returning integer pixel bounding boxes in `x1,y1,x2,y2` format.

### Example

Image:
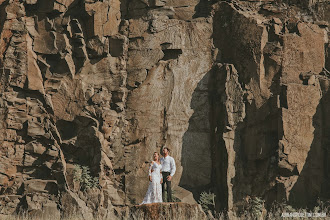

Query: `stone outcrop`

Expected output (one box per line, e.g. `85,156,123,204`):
0,0,329,219
129,203,207,220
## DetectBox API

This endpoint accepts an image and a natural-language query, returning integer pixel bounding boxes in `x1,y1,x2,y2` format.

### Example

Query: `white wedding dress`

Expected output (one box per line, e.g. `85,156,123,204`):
141,162,163,204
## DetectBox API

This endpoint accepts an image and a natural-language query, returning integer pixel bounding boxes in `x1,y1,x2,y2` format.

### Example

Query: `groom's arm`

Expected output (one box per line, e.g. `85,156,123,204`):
170,157,176,177
160,158,163,172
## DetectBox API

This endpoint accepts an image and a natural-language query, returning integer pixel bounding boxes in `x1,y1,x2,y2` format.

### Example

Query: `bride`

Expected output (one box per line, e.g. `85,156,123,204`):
141,152,163,204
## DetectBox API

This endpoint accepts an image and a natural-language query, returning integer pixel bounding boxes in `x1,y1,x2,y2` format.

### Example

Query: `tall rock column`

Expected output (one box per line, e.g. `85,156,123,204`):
123,16,213,203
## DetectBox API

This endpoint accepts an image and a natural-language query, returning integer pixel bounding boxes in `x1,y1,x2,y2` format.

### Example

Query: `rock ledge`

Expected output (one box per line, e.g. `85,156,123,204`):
129,203,207,220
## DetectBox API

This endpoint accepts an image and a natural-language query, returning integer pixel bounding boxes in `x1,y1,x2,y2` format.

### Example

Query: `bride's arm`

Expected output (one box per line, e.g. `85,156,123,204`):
160,165,163,184
149,162,153,182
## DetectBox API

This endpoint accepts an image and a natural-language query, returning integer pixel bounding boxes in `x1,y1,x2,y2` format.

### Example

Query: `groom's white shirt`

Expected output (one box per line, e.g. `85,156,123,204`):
160,155,176,177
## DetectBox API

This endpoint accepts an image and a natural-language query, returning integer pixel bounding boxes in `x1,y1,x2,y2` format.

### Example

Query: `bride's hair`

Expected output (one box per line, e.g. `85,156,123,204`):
153,152,160,161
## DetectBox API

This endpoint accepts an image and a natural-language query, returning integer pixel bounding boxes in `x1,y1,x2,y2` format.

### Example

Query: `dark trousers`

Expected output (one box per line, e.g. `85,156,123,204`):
162,172,172,202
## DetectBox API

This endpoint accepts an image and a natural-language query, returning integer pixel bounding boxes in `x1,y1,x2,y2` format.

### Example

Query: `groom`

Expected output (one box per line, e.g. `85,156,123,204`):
160,147,176,202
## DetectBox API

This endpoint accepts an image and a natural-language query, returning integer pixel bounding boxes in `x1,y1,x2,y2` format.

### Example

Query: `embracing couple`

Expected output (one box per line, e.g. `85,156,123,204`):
141,147,176,204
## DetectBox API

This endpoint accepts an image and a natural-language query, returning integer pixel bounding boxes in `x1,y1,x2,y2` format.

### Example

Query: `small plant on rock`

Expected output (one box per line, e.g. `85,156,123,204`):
198,191,216,213
250,197,265,219
73,164,99,191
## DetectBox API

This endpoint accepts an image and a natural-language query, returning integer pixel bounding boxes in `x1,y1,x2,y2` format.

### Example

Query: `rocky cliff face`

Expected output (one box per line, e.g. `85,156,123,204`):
0,0,329,218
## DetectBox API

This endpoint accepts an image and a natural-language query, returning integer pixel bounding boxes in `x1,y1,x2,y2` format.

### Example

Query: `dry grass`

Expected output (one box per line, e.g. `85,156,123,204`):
0,215,117,220
1,201,329,220
213,199,330,220
0,215,81,220
0,212,119,220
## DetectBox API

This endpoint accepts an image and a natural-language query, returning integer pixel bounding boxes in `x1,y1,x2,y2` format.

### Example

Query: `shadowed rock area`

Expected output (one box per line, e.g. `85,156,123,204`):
0,0,329,219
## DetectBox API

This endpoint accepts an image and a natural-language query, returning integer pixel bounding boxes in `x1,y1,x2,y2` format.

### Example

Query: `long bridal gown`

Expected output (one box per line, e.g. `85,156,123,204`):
141,162,163,204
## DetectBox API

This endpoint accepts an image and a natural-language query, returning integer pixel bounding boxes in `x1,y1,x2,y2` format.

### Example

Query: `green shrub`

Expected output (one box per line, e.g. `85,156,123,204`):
250,197,264,219
198,191,216,213
73,164,99,191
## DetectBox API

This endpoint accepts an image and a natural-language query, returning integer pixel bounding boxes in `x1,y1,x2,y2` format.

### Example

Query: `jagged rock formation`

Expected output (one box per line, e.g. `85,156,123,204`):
0,0,329,219
211,1,330,213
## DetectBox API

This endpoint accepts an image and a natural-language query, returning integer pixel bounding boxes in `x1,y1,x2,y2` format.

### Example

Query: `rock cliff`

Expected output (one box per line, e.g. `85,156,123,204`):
0,0,329,219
